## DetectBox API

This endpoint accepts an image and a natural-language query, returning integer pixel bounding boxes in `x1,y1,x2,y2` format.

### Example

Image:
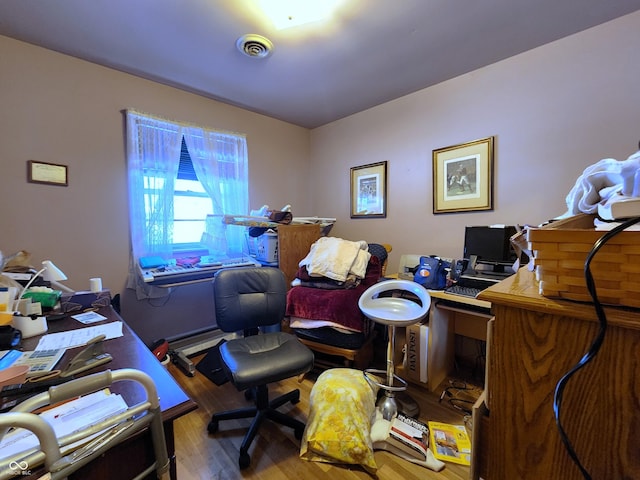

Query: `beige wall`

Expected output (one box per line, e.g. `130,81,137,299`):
2,10,639,294
311,11,640,271
0,35,310,293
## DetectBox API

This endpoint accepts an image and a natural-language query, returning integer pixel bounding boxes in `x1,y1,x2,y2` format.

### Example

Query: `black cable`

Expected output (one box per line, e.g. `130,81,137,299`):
553,215,640,480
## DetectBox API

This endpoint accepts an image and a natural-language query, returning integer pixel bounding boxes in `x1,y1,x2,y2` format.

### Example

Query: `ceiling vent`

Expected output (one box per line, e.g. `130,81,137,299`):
236,34,274,59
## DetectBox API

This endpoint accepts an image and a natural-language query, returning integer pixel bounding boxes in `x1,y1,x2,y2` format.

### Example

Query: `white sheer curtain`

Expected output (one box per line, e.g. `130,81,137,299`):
126,110,249,260
183,128,248,256
126,110,183,260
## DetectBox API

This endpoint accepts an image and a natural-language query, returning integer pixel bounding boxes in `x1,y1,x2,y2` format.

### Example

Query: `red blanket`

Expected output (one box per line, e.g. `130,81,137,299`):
285,256,381,332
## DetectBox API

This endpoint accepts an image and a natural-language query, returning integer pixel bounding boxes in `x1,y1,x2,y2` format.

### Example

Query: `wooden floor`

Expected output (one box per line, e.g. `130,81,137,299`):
169,349,482,480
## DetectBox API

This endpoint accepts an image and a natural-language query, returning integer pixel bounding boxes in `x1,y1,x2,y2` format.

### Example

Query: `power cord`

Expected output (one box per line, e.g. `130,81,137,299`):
439,380,477,415
553,215,640,480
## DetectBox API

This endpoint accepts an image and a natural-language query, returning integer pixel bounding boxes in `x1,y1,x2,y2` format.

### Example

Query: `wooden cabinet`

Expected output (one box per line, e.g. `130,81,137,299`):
276,223,320,288
477,269,640,479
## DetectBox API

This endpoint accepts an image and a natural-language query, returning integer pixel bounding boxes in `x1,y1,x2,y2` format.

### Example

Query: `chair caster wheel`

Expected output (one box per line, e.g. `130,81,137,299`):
239,451,251,469
294,426,304,440
207,419,219,433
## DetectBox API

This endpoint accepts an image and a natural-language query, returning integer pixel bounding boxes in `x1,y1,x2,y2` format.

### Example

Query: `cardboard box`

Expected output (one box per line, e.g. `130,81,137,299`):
405,323,428,384
256,232,278,264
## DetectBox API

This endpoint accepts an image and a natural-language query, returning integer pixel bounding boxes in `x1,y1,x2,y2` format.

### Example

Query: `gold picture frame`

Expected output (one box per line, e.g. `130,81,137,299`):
27,160,69,186
350,161,387,218
432,137,494,214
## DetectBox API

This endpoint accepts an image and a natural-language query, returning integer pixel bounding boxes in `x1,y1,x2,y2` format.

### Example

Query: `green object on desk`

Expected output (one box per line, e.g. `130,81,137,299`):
21,290,62,308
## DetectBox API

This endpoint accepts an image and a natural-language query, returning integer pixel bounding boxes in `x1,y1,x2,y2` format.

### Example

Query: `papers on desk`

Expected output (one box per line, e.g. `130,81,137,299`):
71,311,108,324
35,322,123,351
0,389,128,462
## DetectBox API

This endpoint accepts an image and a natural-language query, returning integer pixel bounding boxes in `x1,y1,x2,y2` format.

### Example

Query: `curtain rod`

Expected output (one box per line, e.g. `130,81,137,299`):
124,108,246,138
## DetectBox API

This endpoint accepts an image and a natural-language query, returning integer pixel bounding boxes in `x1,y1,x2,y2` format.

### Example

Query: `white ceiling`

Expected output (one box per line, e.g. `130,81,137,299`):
1,0,639,128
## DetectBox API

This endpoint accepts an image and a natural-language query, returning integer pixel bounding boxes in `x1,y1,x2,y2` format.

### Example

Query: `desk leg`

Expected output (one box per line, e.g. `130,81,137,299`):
427,303,455,390
164,421,177,480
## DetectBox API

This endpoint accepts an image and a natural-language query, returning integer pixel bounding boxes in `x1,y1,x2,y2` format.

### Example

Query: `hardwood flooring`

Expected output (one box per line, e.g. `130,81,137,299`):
169,348,482,480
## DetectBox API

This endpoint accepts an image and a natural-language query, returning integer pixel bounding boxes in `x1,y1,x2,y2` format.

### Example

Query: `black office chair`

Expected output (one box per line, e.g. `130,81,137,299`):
207,267,314,469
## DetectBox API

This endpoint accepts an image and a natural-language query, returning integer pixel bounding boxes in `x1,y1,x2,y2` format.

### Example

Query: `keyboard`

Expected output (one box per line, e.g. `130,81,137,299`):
444,284,482,298
139,258,258,285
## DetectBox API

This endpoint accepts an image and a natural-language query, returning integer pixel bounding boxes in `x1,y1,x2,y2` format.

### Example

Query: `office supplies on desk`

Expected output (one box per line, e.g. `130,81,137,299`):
0,365,30,387
11,314,48,338
0,326,21,349
0,348,66,378
35,321,122,351
1,375,73,401
71,311,107,325
60,335,112,377
0,349,23,370
2,338,110,381
0,389,128,463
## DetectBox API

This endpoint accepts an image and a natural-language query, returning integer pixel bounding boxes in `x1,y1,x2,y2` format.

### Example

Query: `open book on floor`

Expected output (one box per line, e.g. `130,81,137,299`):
387,413,429,459
371,413,445,472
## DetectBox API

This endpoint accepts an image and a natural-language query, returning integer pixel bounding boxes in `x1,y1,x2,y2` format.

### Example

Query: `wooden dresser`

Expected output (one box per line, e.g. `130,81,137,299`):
476,269,640,479
276,223,320,287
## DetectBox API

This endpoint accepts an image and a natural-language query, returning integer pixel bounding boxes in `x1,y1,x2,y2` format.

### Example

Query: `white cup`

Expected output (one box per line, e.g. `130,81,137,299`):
89,277,103,293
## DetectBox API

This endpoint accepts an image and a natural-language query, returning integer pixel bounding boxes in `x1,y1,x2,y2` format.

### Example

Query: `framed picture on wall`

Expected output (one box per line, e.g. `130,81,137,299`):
432,137,494,214
27,160,69,186
350,161,387,218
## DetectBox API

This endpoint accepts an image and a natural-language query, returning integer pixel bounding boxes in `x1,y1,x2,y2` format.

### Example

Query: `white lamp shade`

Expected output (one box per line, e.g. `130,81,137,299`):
41,260,68,282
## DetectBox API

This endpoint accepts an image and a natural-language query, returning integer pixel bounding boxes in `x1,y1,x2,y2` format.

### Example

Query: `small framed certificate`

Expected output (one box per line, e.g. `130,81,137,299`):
27,160,68,186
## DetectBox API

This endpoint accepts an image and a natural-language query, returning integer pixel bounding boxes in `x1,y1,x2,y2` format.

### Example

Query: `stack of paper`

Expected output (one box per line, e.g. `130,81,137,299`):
0,390,128,462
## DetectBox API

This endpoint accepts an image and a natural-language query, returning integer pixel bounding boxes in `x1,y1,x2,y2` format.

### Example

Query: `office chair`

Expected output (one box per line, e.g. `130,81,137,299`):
207,267,314,469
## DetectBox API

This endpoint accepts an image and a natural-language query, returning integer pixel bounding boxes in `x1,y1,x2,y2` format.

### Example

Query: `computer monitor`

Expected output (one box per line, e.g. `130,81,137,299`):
463,225,519,275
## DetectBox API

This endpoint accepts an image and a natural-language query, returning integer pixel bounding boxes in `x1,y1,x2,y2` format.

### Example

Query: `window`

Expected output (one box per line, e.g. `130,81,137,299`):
174,139,214,244
126,110,248,263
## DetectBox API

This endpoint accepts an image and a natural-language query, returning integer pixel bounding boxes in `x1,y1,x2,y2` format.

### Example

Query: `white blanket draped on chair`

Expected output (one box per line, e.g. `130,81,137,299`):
298,237,371,283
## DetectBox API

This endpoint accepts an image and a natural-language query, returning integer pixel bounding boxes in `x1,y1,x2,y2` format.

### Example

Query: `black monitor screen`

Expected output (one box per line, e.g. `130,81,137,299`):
463,226,518,273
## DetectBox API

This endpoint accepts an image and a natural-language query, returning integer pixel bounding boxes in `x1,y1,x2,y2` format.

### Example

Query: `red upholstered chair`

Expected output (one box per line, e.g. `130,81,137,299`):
284,243,391,370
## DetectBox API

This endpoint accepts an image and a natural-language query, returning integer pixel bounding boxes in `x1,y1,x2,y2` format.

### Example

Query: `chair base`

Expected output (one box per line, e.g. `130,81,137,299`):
207,384,305,469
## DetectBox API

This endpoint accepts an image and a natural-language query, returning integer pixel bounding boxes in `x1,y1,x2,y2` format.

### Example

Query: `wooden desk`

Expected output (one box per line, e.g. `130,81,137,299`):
393,287,493,392
425,291,492,391
16,305,197,479
476,270,640,479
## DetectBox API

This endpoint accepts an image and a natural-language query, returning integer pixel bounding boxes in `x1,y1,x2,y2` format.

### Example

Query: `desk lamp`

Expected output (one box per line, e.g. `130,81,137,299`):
13,260,70,337
19,260,73,299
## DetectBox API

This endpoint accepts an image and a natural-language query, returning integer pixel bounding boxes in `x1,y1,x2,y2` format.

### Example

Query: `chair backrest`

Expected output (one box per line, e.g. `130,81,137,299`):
213,267,287,333
368,243,392,277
